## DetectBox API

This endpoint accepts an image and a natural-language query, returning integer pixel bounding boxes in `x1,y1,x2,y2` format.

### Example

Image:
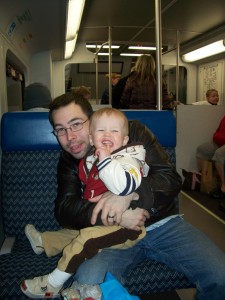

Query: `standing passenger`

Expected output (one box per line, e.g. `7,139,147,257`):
120,55,170,109
101,73,121,104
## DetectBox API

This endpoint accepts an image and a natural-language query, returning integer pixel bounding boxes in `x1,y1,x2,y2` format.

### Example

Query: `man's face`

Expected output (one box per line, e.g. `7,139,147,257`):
52,102,91,159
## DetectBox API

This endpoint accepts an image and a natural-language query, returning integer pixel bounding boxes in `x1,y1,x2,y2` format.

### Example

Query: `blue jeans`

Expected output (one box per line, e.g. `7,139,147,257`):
75,216,225,300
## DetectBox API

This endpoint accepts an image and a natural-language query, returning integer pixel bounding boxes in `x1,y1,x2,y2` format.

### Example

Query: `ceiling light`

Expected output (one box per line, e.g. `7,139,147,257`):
182,40,225,62
120,53,145,57
64,0,85,59
65,36,77,59
66,0,85,40
128,46,156,50
86,45,120,49
97,52,112,56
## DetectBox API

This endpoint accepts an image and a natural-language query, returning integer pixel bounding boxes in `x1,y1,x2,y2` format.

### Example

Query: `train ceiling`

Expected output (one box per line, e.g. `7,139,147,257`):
0,0,225,61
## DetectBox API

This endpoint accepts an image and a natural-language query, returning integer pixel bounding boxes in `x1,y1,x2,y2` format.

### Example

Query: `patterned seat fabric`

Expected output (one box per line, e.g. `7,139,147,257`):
125,259,193,294
1,151,61,239
0,148,194,299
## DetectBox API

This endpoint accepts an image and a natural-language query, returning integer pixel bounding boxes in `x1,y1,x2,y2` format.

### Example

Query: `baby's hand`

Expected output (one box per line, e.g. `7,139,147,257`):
95,144,111,161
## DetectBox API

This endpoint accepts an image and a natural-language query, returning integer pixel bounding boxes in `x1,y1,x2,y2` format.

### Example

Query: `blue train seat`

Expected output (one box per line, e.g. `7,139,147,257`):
0,111,193,299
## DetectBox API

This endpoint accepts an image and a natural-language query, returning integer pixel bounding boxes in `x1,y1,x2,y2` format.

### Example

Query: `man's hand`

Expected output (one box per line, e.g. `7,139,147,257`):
91,191,138,225
120,208,150,231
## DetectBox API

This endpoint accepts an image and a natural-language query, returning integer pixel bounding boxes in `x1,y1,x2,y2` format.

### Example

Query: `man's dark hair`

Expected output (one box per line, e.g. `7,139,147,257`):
49,92,93,126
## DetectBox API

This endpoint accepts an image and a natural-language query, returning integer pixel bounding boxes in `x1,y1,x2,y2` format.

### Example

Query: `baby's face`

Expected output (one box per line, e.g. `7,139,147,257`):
89,113,129,153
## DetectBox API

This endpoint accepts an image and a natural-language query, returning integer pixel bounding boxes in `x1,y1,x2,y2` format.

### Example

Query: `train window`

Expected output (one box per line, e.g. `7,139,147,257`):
65,61,124,97
65,62,187,104
163,66,187,104
6,62,25,111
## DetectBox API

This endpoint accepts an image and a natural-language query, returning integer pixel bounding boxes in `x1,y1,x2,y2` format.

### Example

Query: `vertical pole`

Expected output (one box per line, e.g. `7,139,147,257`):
108,26,112,105
95,53,99,103
176,30,180,104
155,0,162,110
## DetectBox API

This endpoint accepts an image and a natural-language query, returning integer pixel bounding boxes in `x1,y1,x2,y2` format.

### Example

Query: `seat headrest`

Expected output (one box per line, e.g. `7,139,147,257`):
1,112,61,151
1,110,176,151
122,110,176,147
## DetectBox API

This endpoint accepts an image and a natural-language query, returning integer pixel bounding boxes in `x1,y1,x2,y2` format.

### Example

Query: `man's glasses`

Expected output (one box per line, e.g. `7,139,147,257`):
52,119,88,137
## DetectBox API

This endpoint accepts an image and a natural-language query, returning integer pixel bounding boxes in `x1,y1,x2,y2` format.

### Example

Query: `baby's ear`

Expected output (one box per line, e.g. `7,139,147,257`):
89,134,94,146
123,135,129,146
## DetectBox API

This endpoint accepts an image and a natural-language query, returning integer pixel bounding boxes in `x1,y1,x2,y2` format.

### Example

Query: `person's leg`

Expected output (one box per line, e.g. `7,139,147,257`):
75,216,225,300
139,216,225,300
215,162,225,190
25,224,80,257
42,228,80,257
196,141,217,171
21,228,80,298
21,225,144,298
74,244,143,285
58,225,145,273
211,145,225,196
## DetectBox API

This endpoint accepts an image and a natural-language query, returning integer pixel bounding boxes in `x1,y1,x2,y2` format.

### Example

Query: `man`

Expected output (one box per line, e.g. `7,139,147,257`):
24,92,225,299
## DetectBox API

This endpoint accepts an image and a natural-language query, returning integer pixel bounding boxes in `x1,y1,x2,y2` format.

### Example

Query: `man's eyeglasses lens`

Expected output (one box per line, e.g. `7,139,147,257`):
53,119,88,136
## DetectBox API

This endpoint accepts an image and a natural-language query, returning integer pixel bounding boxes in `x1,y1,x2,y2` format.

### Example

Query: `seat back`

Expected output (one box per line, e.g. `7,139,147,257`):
1,112,61,240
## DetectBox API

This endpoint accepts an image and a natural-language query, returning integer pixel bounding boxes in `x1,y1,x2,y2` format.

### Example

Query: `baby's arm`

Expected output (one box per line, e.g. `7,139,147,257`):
97,155,143,195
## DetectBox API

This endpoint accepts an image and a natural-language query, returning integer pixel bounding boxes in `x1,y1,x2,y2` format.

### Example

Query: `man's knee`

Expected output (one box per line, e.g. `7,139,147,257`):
75,258,107,284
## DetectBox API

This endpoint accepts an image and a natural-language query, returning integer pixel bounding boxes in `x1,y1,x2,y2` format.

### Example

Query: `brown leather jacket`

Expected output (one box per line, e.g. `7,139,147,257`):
54,120,182,229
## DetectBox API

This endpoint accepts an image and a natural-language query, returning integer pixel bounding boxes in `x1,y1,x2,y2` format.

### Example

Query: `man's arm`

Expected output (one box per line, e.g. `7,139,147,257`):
128,120,182,224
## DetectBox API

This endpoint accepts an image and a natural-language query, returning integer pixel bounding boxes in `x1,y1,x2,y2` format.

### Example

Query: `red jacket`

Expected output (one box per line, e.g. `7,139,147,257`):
213,116,225,147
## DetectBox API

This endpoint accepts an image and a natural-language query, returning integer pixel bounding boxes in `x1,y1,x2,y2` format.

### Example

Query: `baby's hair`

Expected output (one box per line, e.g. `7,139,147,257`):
90,107,128,135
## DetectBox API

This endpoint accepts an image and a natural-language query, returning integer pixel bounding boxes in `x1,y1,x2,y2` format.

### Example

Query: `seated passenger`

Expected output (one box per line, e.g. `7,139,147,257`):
18,91,225,300
23,82,52,111
21,107,147,299
196,114,225,198
192,89,219,105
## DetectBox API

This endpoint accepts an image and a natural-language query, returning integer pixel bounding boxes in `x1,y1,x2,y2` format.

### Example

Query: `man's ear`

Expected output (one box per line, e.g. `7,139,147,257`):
123,135,129,146
89,134,94,146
